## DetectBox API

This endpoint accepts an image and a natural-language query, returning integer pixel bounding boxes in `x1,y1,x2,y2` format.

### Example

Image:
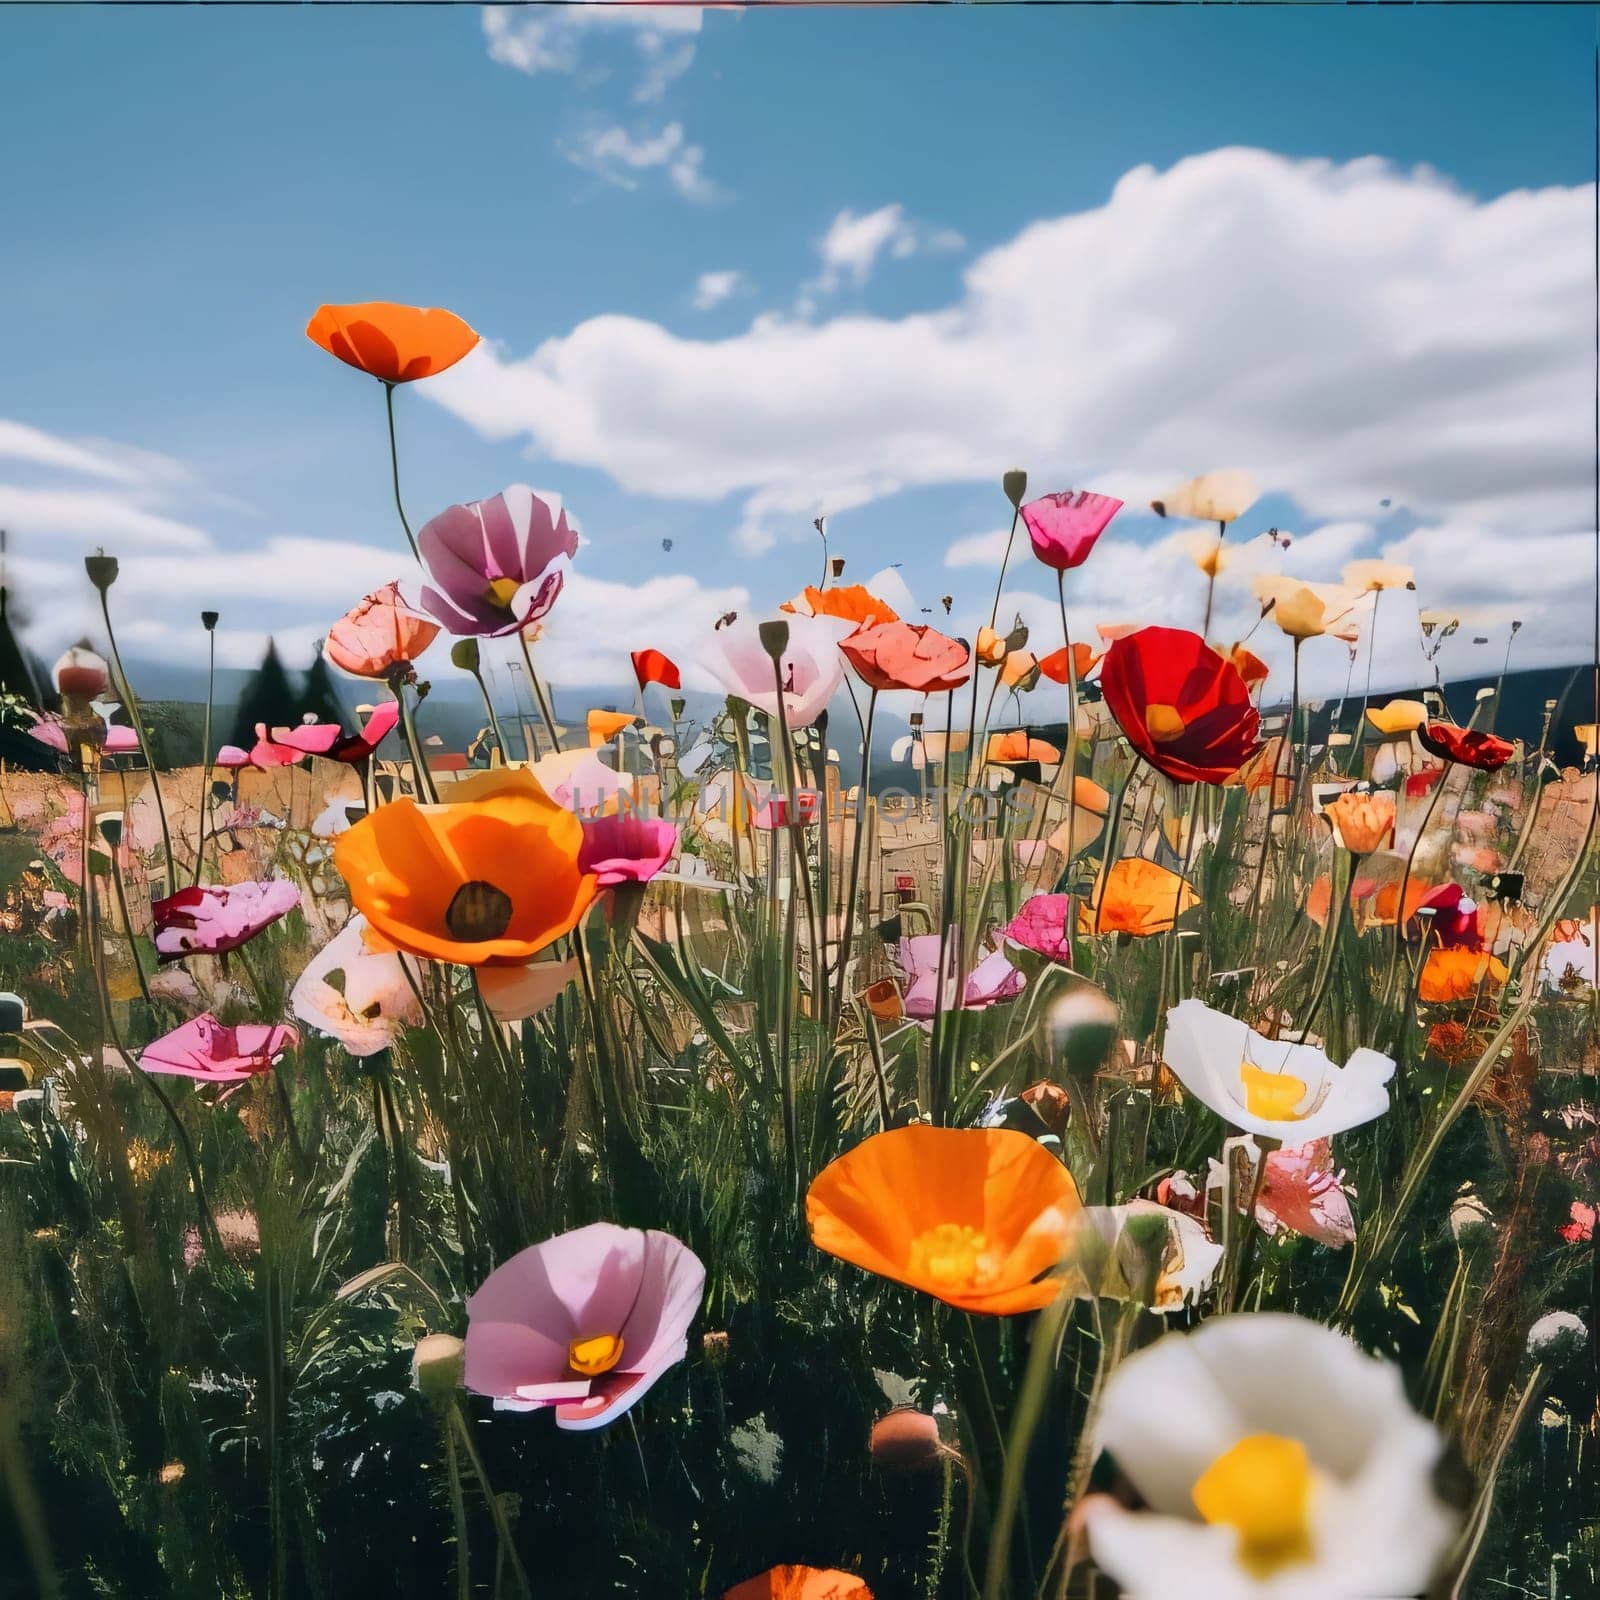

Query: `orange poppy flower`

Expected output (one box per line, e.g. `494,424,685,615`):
987,730,1060,765
782,584,899,630
326,582,441,678
725,1568,873,1600
975,626,1008,666
1037,642,1099,684
1228,644,1270,689
306,302,479,384
333,767,596,965
1371,878,1433,927
1078,858,1199,937
806,1126,1082,1315
861,977,904,1023
1322,790,1395,854
586,709,636,746
1418,948,1509,1003
998,649,1039,689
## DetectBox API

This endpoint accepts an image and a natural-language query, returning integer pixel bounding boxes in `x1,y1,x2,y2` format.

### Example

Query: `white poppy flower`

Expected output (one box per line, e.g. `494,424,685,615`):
1541,934,1596,994
1164,1000,1394,1143
1083,1313,1460,1599
290,914,422,1058
700,612,849,729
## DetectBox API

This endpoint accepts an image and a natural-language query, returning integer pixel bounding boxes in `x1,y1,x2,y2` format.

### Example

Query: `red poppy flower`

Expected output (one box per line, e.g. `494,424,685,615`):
1412,883,1483,950
1099,626,1262,784
631,648,682,692
1418,722,1514,771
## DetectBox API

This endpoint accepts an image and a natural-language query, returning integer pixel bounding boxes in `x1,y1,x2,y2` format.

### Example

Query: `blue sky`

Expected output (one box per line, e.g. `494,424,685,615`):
1,2,1594,708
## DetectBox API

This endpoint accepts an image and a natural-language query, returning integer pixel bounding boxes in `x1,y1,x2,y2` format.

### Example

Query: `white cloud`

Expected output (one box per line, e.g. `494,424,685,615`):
692,269,750,312
482,3,703,103
565,121,722,203
810,203,966,296
0,484,212,553
945,527,1012,569
425,148,1593,673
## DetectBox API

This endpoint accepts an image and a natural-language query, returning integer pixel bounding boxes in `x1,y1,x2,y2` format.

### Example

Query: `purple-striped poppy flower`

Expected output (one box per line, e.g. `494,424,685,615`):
419,484,579,637
152,880,301,962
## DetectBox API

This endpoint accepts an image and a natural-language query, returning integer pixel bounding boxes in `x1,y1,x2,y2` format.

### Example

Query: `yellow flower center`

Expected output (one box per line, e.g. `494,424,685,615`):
907,1224,996,1291
1144,704,1188,743
568,1333,625,1377
1192,1433,1314,1578
1240,1063,1309,1121
486,576,521,609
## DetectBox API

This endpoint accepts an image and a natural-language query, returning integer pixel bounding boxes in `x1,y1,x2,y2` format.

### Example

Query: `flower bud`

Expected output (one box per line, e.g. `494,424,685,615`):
1002,469,1028,509
54,645,110,700
869,1407,944,1473
1526,1310,1587,1365
450,638,482,674
1048,988,1120,1078
412,1333,465,1399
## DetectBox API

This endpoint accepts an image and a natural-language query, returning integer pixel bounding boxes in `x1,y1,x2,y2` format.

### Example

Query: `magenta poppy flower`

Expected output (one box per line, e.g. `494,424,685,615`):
1001,894,1074,964
140,1014,298,1082
29,713,141,756
152,880,301,962
898,934,1025,1019
217,702,400,770
578,814,679,887
1413,884,1483,951
1021,490,1124,571
464,1221,705,1431
419,484,579,638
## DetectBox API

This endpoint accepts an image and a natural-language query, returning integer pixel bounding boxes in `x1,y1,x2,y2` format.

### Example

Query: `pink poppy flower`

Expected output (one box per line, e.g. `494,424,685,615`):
1251,1139,1357,1249
289,914,422,1057
1021,490,1124,571
218,703,401,770
1558,1201,1595,1243
702,613,848,729
152,880,301,962
1001,894,1074,964
29,713,141,756
578,815,679,887
898,934,1025,1020
464,1221,705,1431
419,484,579,638
140,1014,298,1083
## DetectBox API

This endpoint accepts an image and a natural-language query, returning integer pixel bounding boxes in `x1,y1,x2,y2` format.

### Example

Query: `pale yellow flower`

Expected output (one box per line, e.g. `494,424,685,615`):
1342,559,1415,593
1151,470,1259,525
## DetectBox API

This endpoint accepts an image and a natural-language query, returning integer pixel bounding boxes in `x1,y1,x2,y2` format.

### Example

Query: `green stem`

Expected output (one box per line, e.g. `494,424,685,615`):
384,382,421,563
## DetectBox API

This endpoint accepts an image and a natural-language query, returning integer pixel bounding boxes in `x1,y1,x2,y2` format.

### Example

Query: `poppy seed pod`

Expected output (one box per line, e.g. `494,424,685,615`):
450,637,481,673
84,553,119,592
757,619,790,661
830,556,846,578
412,1333,465,1399
869,1407,944,1473
1002,468,1028,509
53,645,111,700
201,611,219,632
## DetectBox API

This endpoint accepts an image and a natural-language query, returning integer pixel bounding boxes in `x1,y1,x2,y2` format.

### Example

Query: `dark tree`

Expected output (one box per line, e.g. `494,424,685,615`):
227,638,299,749
296,648,347,729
